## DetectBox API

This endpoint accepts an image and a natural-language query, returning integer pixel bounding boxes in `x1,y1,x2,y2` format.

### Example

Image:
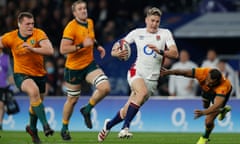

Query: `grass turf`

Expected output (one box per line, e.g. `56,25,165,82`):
0,131,239,144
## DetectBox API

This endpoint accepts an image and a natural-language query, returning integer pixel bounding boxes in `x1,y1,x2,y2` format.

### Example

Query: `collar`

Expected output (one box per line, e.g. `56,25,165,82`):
18,30,31,42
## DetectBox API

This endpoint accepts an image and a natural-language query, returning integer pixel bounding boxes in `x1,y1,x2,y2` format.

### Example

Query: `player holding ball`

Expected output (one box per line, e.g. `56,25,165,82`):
98,7,179,142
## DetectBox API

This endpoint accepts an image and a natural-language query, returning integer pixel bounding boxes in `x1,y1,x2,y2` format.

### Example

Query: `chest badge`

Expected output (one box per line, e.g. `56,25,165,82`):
30,39,35,45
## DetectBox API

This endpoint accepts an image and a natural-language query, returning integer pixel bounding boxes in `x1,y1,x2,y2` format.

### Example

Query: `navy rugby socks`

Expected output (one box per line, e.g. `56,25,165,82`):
107,111,123,130
122,102,140,129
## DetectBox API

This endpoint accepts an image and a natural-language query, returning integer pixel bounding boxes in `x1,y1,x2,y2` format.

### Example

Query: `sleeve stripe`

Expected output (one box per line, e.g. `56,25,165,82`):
216,94,226,98
62,37,73,41
38,38,48,43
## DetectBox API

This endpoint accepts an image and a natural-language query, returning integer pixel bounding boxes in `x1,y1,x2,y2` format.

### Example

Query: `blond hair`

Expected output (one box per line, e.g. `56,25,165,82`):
147,7,162,17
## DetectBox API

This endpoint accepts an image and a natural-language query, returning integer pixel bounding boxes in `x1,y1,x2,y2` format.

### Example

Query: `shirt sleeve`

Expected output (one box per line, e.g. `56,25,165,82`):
124,29,137,44
1,33,11,48
37,29,49,43
165,29,176,47
62,23,75,40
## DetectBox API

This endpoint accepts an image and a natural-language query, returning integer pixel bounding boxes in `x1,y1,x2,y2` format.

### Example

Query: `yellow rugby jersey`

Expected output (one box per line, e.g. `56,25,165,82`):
194,68,232,96
1,28,48,76
62,19,95,70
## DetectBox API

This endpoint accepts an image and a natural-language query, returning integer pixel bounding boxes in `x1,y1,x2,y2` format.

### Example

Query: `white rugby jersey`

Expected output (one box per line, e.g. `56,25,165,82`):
124,28,176,80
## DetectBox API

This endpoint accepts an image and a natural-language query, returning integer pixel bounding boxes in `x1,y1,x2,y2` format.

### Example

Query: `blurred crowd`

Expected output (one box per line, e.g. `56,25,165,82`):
0,0,239,96
0,0,206,44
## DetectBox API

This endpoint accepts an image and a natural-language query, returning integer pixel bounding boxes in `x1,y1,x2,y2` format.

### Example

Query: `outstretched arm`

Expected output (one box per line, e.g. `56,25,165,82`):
194,96,225,119
160,67,194,78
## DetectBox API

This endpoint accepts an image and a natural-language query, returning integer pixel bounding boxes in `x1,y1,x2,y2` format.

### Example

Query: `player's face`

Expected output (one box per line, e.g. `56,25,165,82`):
73,3,88,22
145,15,160,33
19,17,34,37
205,74,219,87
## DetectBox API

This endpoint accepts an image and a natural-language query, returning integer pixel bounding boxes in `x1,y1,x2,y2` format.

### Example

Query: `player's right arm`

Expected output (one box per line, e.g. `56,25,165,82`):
60,37,94,55
160,67,194,78
60,20,82,55
111,41,120,57
112,30,135,59
111,41,128,60
60,38,77,54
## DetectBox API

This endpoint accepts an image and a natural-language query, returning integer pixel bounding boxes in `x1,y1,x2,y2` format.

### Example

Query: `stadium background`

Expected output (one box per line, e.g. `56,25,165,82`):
1,0,240,132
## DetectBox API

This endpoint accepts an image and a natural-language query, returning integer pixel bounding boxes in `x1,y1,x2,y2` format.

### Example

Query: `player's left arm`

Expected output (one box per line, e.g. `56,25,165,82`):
194,95,225,119
162,30,179,59
147,44,178,59
203,96,225,114
164,45,178,59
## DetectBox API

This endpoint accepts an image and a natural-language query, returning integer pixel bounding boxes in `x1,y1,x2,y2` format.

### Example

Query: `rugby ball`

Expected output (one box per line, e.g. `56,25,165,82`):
118,39,131,61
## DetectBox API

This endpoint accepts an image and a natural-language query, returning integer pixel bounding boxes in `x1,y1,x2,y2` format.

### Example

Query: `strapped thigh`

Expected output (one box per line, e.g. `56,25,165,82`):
93,74,108,87
66,88,81,97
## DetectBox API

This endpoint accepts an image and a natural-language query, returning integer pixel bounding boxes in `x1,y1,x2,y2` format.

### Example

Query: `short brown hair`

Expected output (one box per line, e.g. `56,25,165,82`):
147,7,162,17
18,12,33,23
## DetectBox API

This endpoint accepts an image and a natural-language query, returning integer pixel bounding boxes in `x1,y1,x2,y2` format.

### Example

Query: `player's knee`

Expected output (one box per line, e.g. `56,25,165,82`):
98,85,111,95
66,96,78,106
27,87,40,98
138,89,148,100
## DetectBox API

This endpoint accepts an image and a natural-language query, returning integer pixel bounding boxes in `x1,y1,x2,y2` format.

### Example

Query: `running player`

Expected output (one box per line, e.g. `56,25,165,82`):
60,0,110,140
98,7,179,142
0,12,54,144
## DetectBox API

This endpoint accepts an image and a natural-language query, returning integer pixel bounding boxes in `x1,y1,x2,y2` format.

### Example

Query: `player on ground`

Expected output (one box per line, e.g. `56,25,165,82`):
98,7,179,142
160,67,232,144
60,0,110,140
0,12,54,144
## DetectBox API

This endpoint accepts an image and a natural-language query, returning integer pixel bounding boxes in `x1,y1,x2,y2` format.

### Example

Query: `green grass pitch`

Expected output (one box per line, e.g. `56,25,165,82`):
0,131,239,144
